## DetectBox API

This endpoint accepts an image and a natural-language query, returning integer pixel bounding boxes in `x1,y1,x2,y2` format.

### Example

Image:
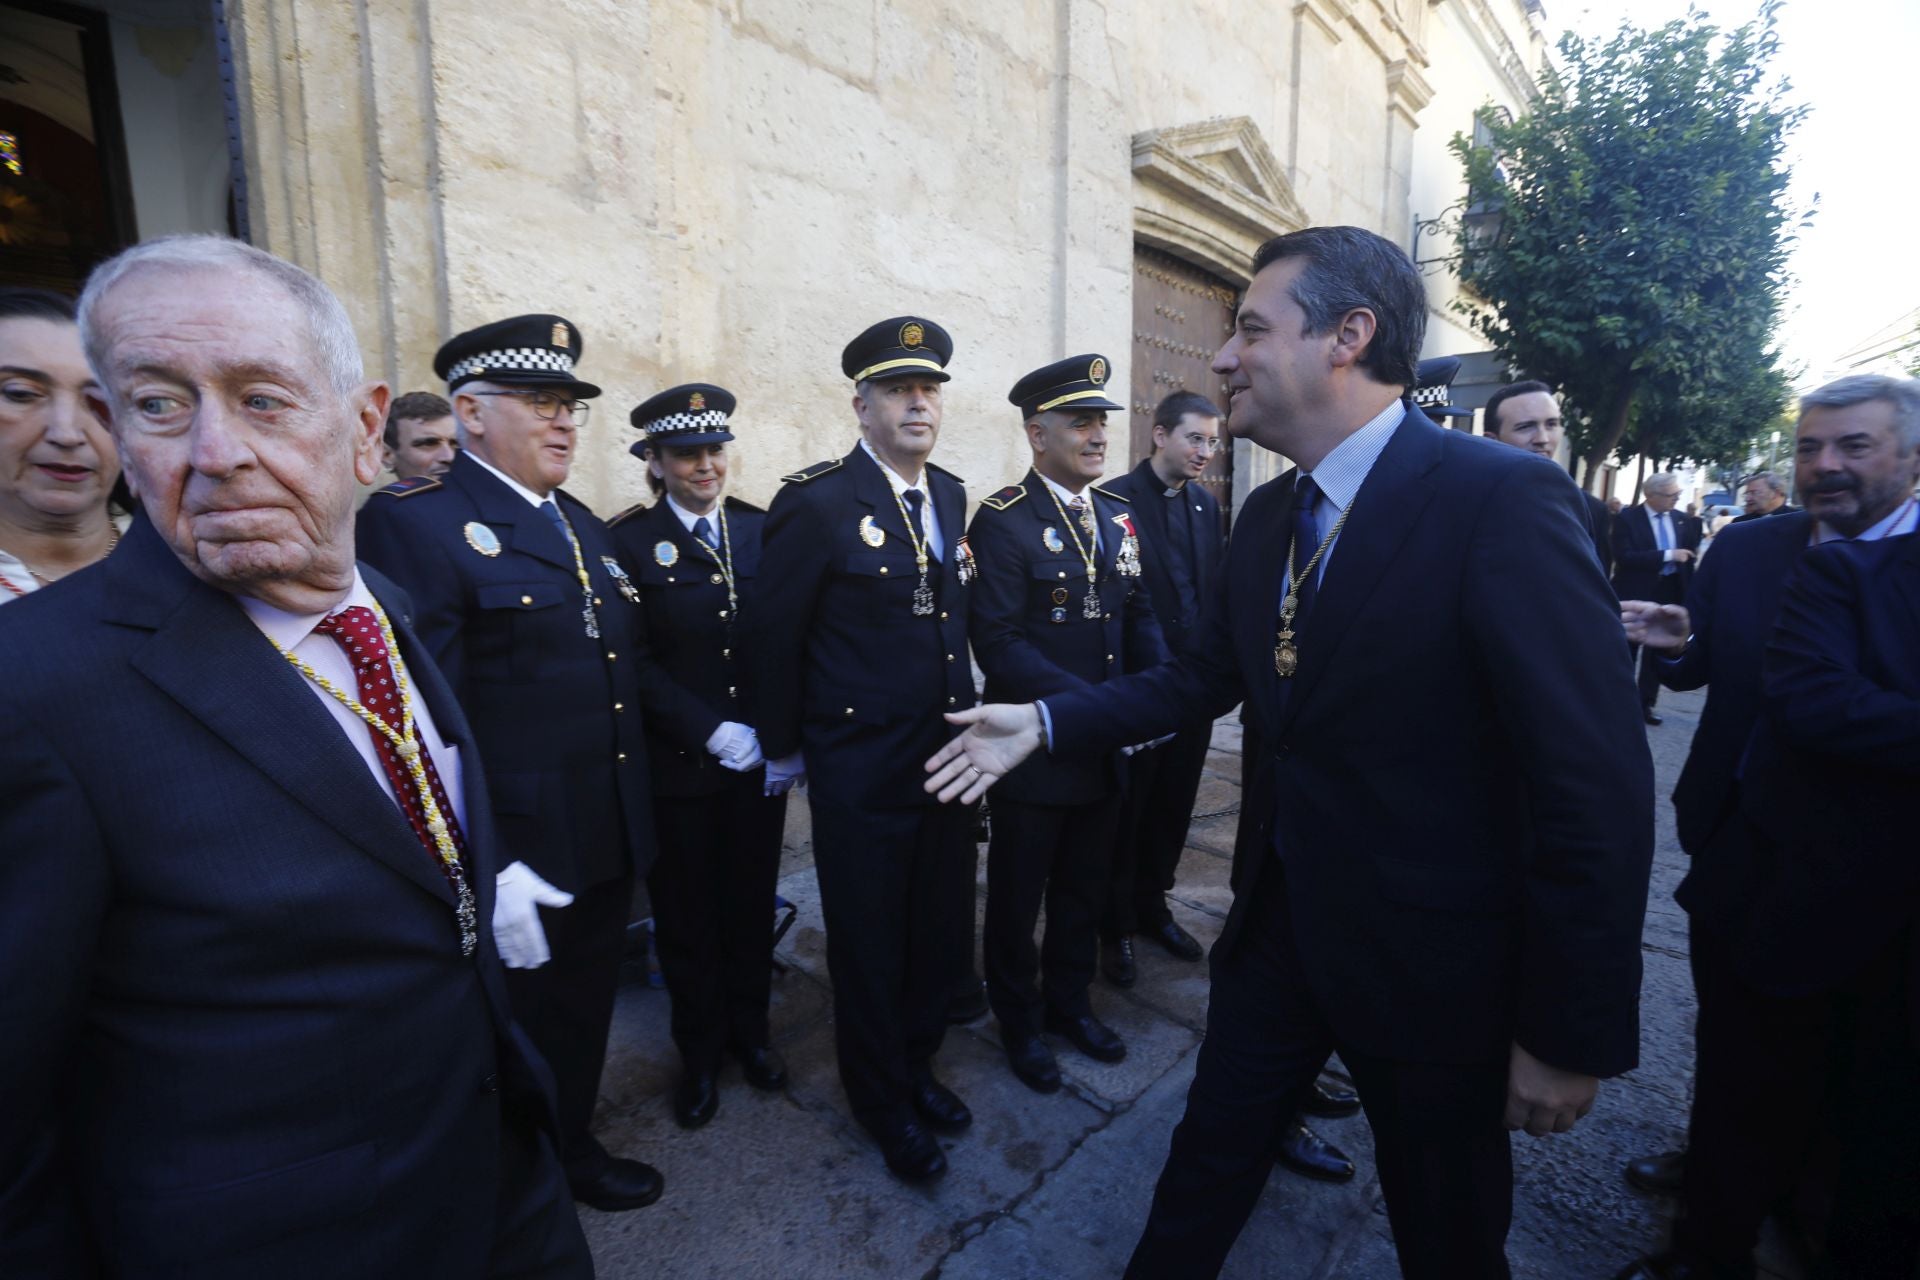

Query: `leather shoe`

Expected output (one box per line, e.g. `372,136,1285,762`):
1102,936,1137,988
1623,1149,1685,1196
1643,709,1664,726
1045,1009,1127,1063
673,1071,718,1129
1609,1253,1747,1280
1274,1119,1355,1183
1299,1076,1361,1120
734,1044,788,1092
910,1073,972,1133
946,981,989,1025
1005,1032,1062,1093
571,1157,665,1211
866,1116,947,1183
1144,919,1204,961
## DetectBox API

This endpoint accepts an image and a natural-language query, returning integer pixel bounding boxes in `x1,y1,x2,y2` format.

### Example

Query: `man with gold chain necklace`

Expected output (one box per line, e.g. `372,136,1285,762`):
356,314,663,1215
964,354,1167,1092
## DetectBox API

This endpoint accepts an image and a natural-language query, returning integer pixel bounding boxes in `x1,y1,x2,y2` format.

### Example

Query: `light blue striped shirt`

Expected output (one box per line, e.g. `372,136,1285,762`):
1292,399,1407,587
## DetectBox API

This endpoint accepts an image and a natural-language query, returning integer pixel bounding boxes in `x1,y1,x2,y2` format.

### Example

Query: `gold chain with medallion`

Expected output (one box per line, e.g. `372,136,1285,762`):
1273,505,1350,678
1042,484,1103,619
886,484,937,617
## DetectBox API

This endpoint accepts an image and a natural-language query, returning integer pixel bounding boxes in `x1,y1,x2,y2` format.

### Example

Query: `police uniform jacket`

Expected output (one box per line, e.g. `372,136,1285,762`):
355,451,655,892
746,444,975,811
967,470,1168,807
609,495,765,798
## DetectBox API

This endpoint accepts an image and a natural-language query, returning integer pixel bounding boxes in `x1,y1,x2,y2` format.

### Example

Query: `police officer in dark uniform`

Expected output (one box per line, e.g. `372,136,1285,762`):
606,383,791,1132
355,314,663,1212
967,354,1168,1091
744,317,978,1182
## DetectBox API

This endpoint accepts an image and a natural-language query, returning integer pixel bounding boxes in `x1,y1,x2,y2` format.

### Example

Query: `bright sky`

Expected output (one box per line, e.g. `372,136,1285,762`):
1556,0,1920,383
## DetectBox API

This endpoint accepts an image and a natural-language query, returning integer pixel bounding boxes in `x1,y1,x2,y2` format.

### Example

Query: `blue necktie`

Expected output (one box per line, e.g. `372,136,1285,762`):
539,498,567,539
1289,474,1322,619
905,489,935,560
693,515,718,549
1655,512,1676,576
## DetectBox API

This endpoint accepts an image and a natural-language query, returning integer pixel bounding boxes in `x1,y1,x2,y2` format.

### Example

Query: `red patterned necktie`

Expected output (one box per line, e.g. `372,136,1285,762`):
313,605,470,887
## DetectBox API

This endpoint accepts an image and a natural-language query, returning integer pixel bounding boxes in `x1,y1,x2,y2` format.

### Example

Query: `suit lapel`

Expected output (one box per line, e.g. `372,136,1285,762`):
1280,409,1441,731
848,445,918,549
1231,474,1295,733
452,452,576,572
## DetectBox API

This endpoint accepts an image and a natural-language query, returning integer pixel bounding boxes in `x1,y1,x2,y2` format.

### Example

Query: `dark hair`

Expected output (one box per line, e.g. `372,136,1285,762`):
1152,391,1221,432
1249,226,1425,388
385,390,453,449
0,286,78,323
1482,380,1554,436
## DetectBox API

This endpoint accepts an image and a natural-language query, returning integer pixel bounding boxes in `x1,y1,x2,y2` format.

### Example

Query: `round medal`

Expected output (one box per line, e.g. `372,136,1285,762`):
463,522,501,557
859,515,886,548
654,540,679,567
1043,527,1064,554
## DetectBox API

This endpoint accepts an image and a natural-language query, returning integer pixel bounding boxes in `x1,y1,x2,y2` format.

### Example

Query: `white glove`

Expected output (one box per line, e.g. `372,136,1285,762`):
493,860,574,970
705,721,765,772
764,752,806,797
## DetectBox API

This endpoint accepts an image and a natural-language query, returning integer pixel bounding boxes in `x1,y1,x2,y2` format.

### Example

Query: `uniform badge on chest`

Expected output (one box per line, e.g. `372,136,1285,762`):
956,534,978,586
1042,526,1064,554
859,515,886,548
463,521,501,557
654,540,679,568
601,556,641,603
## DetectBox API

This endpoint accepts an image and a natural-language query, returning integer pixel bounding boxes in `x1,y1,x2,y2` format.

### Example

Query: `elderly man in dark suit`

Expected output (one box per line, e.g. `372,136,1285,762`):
1613,472,1704,724
0,236,588,1277
1729,471,1795,523
928,225,1653,1279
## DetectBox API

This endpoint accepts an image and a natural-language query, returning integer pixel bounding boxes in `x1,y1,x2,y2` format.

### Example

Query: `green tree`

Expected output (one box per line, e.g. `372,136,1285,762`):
1450,4,1806,480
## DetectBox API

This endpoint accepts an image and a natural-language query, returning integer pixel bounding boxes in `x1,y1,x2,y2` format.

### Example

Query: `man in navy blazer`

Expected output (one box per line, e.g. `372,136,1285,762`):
1613,474,1704,723
928,226,1653,1279
0,237,588,1277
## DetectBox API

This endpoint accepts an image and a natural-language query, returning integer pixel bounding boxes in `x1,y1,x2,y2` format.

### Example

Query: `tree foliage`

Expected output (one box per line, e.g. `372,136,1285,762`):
1450,3,1805,480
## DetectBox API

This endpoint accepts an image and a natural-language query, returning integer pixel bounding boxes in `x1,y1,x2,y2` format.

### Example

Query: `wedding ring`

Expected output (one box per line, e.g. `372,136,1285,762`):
968,766,981,777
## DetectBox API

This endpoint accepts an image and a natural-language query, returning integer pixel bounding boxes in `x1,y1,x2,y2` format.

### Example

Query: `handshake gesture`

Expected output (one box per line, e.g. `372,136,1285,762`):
924,704,1047,804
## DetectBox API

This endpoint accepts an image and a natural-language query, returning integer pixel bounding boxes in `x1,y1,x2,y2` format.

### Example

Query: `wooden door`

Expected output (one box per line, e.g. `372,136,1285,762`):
1129,246,1237,528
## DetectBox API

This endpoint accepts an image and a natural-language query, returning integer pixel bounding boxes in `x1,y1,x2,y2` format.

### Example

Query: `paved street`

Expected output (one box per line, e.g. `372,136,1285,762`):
582,687,1780,1278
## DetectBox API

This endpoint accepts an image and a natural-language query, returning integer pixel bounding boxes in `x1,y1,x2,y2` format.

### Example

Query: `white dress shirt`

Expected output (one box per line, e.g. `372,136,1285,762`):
860,438,943,560
241,571,466,829
666,494,723,539
467,451,550,509
1291,398,1406,586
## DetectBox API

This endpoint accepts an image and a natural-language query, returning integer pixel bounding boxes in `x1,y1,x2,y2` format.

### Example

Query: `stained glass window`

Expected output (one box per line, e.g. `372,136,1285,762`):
0,132,20,177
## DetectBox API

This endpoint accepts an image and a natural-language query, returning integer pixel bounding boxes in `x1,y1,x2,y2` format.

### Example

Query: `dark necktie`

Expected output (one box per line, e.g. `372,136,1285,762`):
314,606,470,888
905,488,931,557
693,515,718,549
539,498,570,546
1289,474,1322,620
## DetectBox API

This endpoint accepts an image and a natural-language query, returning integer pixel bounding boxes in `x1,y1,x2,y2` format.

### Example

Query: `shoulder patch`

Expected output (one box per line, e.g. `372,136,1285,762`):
1091,483,1130,504
979,485,1027,512
606,502,647,529
780,459,844,485
926,460,966,487
374,475,441,498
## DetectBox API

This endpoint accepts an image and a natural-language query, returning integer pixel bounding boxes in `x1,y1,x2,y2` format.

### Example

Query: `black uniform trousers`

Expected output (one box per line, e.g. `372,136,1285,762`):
489,1107,595,1277
986,794,1123,1037
1104,727,1210,939
503,874,634,1185
810,795,976,1128
1631,574,1686,709
647,775,789,1072
1126,865,1514,1280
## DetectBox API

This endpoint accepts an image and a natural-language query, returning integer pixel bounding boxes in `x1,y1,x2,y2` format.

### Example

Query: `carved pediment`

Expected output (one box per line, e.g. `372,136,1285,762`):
1131,117,1308,284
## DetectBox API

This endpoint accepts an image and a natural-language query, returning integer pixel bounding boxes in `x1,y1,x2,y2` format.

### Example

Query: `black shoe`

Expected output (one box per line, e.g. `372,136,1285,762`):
909,1073,972,1133
1144,919,1203,961
1102,936,1137,988
1643,708,1664,726
946,981,990,1025
1623,1149,1686,1196
1609,1253,1747,1280
1299,1076,1361,1120
1274,1119,1355,1183
1045,1009,1127,1063
866,1116,947,1183
734,1044,788,1092
571,1157,665,1211
1005,1032,1062,1093
673,1071,719,1129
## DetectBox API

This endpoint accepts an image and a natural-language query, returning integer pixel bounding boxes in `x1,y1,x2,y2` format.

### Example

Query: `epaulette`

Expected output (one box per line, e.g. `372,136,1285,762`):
780,459,844,485
606,502,647,529
1091,483,1130,504
979,485,1026,511
724,495,766,514
373,475,441,498
926,461,966,486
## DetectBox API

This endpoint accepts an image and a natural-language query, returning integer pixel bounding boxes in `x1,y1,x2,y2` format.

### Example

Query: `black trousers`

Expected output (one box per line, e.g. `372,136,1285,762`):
1630,574,1685,709
809,796,976,1128
1672,916,1832,1269
986,793,1123,1038
486,1106,594,1278
1126,867,1514,1280
1104,727,1210,939
503,874,633,1183
648,776,789,1072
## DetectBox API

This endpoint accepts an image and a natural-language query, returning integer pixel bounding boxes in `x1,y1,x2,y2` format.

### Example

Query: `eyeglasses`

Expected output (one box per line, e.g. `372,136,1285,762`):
469,390,591,424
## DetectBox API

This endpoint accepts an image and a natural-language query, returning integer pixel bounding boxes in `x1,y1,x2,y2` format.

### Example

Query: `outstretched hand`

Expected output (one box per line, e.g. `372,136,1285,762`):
925,703,1045,804
1619,600,1690,654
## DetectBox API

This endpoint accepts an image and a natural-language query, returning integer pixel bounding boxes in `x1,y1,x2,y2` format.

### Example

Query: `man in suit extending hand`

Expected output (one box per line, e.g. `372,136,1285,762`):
0,236,588,1278
1612,473,1703,724
926,225,1653,1279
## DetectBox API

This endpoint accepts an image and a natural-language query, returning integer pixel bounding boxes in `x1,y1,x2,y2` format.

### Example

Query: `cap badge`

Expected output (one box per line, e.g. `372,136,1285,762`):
551,323,570,349
859,515,887,548
900,322,925,349
1043,526,1064,554
463,521,501,557
1089,357,1108,385
688,391,707,412
654,540,679,567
